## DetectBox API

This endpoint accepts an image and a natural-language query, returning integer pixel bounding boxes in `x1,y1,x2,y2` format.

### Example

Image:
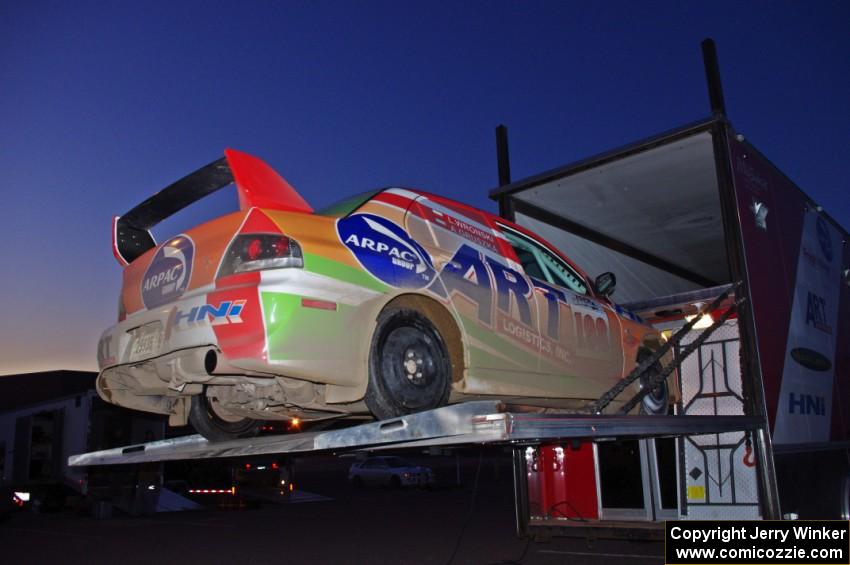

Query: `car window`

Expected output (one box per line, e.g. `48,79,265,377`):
385,458,411,468
314,189,383,217
500,225,588,295
365,459,388,468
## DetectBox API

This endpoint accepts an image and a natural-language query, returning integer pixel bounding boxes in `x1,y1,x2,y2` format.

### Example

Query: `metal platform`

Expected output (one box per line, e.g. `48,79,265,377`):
69,400,760,467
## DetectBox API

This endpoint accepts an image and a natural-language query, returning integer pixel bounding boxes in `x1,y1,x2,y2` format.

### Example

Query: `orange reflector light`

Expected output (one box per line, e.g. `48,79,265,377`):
301,298,337,311
291,418,301,427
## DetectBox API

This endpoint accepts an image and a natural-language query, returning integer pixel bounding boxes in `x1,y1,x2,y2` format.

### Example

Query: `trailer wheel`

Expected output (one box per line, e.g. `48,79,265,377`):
365,307,452,420
189,387,260,442
638,350,669,415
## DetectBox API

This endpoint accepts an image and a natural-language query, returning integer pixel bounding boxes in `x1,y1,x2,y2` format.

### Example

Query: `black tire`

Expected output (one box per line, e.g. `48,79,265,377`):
364,307,452,420
390,475,402,489
352,476,363,489
637,350,669,415
189,387,261,442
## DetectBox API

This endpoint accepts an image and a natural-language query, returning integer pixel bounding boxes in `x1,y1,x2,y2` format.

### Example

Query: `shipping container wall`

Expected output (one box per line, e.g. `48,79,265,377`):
729,135,850,445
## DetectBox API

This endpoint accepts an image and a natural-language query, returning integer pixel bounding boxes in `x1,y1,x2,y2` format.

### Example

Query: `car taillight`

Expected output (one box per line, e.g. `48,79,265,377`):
218,233,303,278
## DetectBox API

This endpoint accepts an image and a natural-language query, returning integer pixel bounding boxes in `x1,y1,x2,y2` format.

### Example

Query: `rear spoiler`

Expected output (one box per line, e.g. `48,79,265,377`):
112,149,312,265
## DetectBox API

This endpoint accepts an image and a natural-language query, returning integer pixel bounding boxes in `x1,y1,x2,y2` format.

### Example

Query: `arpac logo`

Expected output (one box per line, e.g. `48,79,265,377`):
142,235,194,309
790,347,832,372
173,301,246,328
816,216,833,263
805,291,833,335
338,214,436,288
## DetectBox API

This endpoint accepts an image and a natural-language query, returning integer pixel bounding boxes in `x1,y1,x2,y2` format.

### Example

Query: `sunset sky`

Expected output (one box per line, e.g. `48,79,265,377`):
1,1,848,374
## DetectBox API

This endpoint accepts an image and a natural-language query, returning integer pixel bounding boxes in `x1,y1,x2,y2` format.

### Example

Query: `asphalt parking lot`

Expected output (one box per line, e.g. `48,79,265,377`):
0,453,664,564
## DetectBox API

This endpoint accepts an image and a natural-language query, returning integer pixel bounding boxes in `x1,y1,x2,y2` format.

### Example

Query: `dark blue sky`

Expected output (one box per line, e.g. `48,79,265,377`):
2,1,848,373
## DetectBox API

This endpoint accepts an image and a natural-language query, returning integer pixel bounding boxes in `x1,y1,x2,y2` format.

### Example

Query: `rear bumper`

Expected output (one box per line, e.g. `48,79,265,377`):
96,268,386,412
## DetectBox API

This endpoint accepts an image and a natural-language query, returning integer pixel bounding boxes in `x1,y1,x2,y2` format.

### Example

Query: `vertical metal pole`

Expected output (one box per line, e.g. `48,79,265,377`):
496,124,517,221
496,124,512,187
710,119,781,519
512,447,530,538
701,38,727,118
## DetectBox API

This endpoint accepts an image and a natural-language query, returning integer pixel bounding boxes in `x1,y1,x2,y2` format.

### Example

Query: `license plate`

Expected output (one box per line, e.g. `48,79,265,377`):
128,322,164,362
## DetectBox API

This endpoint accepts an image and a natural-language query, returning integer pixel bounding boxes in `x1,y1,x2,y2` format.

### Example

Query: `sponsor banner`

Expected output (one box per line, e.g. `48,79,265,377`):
141,235,194,308
665,520,849,564
773,211,842,443
730,137,805,431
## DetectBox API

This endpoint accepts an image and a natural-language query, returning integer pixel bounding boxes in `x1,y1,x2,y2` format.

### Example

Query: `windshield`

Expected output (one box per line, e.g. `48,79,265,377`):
314,189,382,218
385,457,412,468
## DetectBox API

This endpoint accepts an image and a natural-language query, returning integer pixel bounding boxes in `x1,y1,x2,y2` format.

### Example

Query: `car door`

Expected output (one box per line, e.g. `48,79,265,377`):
403,194,542,386
496,224,624,399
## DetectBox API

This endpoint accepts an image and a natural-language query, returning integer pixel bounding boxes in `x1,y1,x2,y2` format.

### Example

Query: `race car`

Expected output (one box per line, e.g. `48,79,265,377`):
96,149,674,441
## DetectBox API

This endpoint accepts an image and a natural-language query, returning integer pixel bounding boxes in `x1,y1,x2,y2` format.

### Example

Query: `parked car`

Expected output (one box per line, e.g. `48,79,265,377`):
96,149,675,441
349,456,435,488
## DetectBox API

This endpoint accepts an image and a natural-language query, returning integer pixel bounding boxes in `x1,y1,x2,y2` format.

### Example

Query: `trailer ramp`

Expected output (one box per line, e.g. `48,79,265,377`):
69,400,759,467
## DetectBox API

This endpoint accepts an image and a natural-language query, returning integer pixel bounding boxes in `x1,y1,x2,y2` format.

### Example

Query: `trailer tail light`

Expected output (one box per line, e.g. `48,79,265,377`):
188,488,236,495
218,233,303,278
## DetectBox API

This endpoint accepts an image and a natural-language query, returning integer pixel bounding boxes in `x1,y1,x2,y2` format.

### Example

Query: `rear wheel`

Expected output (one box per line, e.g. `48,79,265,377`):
189,387,261,442
364,307,452,420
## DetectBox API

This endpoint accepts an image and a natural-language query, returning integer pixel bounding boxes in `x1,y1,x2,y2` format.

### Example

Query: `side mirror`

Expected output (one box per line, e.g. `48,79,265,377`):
594,272,616,297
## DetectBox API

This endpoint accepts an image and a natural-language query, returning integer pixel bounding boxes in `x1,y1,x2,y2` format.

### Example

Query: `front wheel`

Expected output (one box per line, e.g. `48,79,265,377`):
364,307,452,420
637,350,670,415
189,387,261,442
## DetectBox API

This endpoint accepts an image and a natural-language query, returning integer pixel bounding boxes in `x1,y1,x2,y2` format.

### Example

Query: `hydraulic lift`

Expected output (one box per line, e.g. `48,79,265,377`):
70,402,757,468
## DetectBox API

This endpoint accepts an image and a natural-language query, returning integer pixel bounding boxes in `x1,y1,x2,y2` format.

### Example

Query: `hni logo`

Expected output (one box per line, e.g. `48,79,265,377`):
789,393,825,416
174,301,246,327
805,292,832,335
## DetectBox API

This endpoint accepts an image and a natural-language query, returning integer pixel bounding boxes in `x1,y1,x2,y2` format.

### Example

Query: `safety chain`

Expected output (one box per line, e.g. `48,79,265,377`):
616,299,742,415
589,281,741,415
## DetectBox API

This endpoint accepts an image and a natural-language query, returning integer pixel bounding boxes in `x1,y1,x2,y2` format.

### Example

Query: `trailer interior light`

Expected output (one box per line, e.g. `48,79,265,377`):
685,313,713,330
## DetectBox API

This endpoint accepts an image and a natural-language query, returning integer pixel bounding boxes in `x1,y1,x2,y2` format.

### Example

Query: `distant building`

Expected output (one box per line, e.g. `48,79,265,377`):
0,371,164,496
